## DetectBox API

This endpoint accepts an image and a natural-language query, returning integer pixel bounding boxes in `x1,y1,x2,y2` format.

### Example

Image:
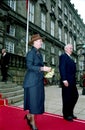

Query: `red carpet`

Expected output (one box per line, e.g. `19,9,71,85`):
0,105,85,130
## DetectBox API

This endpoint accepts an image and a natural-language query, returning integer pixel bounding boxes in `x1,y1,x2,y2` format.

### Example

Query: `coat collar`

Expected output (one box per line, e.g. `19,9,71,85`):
32,46,41,58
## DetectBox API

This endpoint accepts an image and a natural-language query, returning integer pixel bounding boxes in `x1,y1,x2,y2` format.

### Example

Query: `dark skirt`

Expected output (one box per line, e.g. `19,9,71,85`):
24,82,45,114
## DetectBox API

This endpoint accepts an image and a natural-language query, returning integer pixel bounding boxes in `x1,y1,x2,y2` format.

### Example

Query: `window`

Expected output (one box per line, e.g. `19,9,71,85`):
79,61,83,71
73,19,75,26
65,32,68,45
51,20,55,36
5,41,14,53
77,23,79,30
69,35,72,44
51,46,55,53
51,57,55,65
58,0,62,9
42,0,46,3
74,58,76,63
58,12,62,19
41,12,46,30
74,29,76,34
29,1,34,23
80,28,82,35
69,22,72,29
73,39,76,51
59,50,62,56
8,0,16,11
6,25,15,37
51,0,56,13
58,26,62,41
69,12,72,21
42,53,45,62
83,31,85,37
64,5,67,16
64,19,67,25
51,5,54,12
41,42,45,50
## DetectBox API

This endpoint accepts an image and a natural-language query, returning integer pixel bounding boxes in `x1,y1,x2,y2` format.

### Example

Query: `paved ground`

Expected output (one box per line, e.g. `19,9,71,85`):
20,85,85,120
45,85,85,120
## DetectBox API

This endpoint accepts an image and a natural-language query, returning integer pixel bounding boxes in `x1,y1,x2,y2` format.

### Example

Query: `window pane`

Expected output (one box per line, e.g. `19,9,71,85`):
51,46,55,53
41,12,46,30
70,36,72,44
42,53,45,62
52,57,55,65
58,0,62,8
8,0,16,11
41,42,45,49
51,20,54,36
29,2,34,23
74,40,76,51
5,40,14,53
6,25,15,37
64,5,67,15
65,32,67,44
58,27,62,41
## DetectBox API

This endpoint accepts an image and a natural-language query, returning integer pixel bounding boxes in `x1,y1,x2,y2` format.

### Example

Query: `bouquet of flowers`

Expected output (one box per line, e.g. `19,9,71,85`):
45,68,55,78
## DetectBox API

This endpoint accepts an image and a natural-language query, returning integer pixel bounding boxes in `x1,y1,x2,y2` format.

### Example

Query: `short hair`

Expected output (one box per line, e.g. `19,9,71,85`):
2,48,6,53
64,44,73,51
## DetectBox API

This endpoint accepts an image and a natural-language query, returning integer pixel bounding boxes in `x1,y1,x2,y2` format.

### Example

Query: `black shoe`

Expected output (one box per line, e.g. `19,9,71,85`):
24,115,38,130
24,115,31,126
64,116,73,121
72,115,77,119
1,79,7,82
31,124,38,130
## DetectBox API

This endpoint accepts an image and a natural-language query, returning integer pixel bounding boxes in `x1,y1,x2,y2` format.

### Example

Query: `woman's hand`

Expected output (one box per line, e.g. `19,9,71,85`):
40,66,51,72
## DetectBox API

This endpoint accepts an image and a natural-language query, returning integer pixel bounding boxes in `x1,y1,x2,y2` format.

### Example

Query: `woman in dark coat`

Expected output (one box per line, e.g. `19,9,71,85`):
23,34,51,130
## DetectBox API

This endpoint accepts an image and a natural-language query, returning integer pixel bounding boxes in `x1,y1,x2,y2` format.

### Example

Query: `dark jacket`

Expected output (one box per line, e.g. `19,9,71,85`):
1,53,10,68
59,53,76,86
59,53,79,117
23,47,44,88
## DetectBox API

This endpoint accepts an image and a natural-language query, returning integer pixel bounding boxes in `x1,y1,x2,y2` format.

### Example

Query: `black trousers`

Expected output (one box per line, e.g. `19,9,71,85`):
62,86,79,118
1,66,8,81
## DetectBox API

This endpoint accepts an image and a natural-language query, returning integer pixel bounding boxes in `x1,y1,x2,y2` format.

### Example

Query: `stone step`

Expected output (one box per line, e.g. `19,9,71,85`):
7,94,24,105
0,85,23,93
0,81,17,88
0,81,24,105
13,100,23,107
2,89,23,98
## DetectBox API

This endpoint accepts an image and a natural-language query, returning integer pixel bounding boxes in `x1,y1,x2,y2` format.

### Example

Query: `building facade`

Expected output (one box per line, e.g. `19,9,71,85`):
0,0,85,84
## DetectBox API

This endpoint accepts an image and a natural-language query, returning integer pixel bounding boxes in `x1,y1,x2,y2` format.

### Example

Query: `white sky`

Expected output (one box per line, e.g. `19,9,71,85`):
70,0,85,24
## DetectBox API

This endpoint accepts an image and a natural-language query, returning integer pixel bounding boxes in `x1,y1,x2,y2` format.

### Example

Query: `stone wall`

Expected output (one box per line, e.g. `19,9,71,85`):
8,67,26,85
